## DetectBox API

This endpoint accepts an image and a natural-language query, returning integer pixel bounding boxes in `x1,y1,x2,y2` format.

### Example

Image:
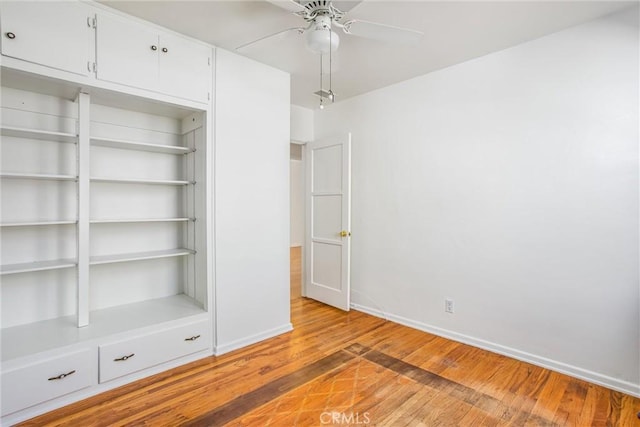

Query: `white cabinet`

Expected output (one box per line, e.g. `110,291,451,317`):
0,1,91,76
1,349,95,416
0,2,211,104
99,320,209,383
158,32,212,102
95,11,157,93
0,1,216,424
96,11,211,103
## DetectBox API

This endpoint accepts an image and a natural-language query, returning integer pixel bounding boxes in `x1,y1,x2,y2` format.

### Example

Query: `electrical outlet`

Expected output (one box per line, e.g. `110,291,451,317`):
445,298,454,314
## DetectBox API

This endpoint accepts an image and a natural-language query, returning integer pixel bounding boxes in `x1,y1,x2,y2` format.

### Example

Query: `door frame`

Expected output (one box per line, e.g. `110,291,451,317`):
290,140,307,298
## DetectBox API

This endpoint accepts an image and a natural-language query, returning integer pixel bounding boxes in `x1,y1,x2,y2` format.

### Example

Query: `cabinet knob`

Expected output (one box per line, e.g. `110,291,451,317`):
48,370,76,381
114,353,135,361
5,32,15,39
151,45,157,51
162,47,168,53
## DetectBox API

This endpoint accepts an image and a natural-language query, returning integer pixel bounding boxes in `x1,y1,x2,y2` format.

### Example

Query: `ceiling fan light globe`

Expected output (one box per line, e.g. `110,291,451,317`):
305,28,340,53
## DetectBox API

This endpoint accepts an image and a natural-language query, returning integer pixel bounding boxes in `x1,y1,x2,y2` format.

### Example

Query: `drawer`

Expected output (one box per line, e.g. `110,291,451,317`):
99,319,209,383
1,349,95,416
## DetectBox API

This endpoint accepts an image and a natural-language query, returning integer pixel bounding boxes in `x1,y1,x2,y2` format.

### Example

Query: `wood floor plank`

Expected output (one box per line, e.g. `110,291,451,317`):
290,246,302,300
16,298,640,426
184,350,354,427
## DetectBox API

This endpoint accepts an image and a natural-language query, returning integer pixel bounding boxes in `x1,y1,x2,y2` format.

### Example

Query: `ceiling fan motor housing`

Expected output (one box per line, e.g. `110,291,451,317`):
301,0,343,19
305,14,340,53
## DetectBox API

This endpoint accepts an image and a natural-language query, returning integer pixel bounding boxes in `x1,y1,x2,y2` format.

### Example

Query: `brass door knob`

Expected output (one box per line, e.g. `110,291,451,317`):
340,230,351,237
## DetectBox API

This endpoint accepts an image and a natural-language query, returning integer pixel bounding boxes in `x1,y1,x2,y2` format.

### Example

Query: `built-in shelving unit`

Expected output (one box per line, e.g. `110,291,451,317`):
0,3,213,422
0,85,81,345
1,79,208,362
86,100,204,329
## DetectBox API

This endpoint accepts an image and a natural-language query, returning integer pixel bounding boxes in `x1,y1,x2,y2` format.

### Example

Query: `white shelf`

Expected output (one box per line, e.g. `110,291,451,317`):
1,126,77,143
0,172,77,181
1,294,207,362
0,220,77,227
90,248,195,265
90,218,194,224
91,136,193,154
91,177,193,185
0,259,77,275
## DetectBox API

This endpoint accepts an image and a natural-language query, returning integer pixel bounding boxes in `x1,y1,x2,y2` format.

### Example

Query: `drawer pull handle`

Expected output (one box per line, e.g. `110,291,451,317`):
48,370,76,381
151,45,157,51
184,335,200,341
162,47,168,53
6,32,16,39
114,353,135,362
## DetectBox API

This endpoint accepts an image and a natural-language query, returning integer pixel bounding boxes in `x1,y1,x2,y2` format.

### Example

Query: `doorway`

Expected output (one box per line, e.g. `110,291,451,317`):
290,142,304,300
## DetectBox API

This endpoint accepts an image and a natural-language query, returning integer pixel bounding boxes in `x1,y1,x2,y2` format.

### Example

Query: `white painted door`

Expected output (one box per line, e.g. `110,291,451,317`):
305,134,351,311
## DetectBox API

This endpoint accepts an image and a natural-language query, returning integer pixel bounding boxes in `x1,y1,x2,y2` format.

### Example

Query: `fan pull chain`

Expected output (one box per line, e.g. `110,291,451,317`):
319,49,324,109
329,28,332,95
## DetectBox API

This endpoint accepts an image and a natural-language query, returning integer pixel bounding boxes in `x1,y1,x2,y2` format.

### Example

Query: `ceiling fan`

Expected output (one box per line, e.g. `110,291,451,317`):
237,0,423,107
236,0,424,53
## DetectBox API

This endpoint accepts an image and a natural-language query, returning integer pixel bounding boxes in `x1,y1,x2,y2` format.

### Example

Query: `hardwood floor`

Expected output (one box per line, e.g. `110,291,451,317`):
19,298,640,425
290,246,302,300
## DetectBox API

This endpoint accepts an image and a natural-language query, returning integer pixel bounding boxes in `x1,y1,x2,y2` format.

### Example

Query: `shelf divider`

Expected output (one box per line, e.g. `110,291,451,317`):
0,220,77,227
90,218,194,224
1,126,78,144
0,259,77,275
90,248,195,266
90,177,193,185
0,172,77,181
77,92,90,328
91,136,194,154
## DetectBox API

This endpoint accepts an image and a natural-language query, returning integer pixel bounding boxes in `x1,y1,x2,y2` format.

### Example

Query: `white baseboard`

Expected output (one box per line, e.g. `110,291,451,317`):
215,323,293,356
351,303,640,398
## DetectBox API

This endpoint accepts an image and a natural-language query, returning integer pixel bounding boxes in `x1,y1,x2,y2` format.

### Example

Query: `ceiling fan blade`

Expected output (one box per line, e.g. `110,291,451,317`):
342,20,423,45
331,1,364,13
236,27,305,52
264,0,306,13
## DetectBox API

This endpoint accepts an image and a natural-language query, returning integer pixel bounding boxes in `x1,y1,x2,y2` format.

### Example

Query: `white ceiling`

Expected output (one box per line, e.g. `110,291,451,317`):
100,0,636,109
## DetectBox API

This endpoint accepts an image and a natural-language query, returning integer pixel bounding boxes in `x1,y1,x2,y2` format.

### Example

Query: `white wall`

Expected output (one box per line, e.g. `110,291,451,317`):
315,9,639,395
291,104,314,142
215,49,292,353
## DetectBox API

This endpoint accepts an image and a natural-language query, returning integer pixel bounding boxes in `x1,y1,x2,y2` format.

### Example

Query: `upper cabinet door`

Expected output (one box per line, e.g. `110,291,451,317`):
158,33,211,103
96,12,159,92
0,1,91,76
95,12,211,104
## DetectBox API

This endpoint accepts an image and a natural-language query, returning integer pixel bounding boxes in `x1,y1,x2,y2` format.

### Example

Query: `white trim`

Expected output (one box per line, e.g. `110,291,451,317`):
351,302,640,398
214,323,293,356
